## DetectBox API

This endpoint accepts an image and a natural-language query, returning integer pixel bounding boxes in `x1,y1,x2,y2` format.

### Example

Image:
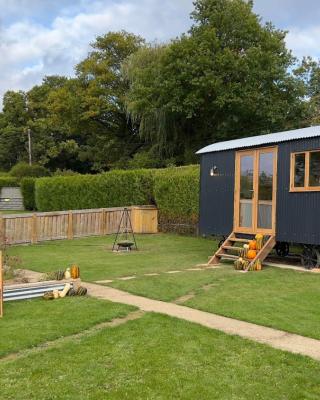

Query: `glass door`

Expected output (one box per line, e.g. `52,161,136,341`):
234,147,277,234
238,152,255,232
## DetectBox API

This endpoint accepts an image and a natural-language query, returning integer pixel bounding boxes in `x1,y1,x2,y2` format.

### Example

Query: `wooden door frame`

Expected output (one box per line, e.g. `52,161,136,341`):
233,146,278,235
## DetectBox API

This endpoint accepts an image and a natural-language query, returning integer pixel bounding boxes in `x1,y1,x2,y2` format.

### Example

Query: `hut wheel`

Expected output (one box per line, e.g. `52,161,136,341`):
301,245,320,269
275,242,290,257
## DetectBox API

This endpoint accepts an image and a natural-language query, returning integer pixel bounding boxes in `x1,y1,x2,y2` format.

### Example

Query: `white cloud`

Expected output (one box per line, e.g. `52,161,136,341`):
285,26,320,59
0,0,194,105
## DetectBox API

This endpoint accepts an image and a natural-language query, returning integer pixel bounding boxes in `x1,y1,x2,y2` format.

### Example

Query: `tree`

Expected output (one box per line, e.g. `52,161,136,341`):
125,0,307,164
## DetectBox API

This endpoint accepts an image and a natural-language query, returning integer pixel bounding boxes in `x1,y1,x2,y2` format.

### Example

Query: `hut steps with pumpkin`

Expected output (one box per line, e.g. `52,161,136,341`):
208,232,276,267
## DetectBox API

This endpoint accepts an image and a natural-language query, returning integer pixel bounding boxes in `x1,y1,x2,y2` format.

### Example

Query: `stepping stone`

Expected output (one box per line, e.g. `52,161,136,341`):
165,270,182,274
144,273,159,276
95,280,114,284
118,276,136,281
186,268,203,271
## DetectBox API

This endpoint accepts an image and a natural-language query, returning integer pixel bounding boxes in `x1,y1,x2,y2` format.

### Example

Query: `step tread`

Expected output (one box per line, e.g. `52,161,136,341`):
222,246,243,251
229,238,251,243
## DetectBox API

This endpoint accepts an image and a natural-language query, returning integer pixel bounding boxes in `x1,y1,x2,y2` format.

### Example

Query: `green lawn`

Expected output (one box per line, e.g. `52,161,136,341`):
110,265,320,340
7,234,216,281
1,312,320,399
0,297,135,357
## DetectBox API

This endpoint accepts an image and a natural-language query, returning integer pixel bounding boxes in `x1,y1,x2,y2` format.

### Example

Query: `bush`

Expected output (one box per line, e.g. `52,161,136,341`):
153,166,200,234
0,177,19,189
20,178,36,210
10,162,50,179
35,169,155,211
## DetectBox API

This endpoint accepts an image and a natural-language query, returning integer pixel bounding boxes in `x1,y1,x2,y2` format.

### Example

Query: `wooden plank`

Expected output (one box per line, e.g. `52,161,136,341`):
67,211,73,240
31,214,38,244
0,217,5,245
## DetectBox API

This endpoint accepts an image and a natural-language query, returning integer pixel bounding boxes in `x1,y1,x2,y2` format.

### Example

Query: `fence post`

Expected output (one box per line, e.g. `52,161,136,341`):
31,214,38,244
0,251,2,317
101,209,106,236
0,217,5,245
67,211,73,240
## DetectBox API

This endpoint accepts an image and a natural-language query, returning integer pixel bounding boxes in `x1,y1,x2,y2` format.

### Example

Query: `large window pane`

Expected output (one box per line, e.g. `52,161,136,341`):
294,153,305,187
309,151,320,187
258,152,274,229
239,154,253,228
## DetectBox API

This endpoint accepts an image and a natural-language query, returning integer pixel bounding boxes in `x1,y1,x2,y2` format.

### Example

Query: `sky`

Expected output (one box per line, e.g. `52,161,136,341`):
0,0,319,104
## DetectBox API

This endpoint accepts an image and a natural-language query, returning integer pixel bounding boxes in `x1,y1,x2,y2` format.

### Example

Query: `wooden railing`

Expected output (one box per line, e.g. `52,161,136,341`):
0,206,158,245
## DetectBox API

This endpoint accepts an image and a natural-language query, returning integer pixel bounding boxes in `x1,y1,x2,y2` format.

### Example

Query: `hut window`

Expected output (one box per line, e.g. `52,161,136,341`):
290,150,320,191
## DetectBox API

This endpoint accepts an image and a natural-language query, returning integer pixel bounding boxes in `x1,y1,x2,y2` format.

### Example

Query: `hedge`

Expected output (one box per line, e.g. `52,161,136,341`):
154,166,200,234
20,178,36,210
35,170,155,211
0,177,19,190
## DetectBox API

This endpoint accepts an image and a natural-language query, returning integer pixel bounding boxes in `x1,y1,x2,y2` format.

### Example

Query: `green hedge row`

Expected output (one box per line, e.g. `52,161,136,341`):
0,177,19,189
154,166,200,233
34,165,200,233
20,178,36,210
35,170,155,211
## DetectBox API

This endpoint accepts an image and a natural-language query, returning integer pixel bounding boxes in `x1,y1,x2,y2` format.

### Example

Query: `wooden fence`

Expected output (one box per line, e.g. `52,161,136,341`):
0,206,158,246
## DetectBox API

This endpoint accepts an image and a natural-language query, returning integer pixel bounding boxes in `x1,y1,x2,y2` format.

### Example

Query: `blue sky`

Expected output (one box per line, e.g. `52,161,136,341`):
0,0,319,103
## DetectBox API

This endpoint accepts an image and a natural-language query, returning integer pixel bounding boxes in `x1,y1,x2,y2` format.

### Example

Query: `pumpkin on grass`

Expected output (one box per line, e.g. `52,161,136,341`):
71,264,80,279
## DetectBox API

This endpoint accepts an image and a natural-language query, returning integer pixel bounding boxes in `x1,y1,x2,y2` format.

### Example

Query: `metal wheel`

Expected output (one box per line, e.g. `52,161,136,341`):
275,242,290,257
301,245,320,269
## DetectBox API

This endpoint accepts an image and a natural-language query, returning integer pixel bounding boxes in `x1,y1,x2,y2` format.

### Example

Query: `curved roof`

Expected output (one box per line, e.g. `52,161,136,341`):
196,126,320,154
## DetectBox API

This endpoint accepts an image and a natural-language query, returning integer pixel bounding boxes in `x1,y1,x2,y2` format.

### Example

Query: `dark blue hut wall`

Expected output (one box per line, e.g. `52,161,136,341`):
199,151,235,236
277,137,320,245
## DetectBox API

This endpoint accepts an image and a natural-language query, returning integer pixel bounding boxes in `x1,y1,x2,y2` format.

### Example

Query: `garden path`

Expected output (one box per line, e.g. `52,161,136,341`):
85,282,320,362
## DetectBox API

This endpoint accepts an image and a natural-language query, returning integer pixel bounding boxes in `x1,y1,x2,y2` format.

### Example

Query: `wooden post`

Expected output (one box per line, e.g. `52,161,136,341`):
0,217,5,245
0,251,3,317
101,209,106,236
31,214,38,244
67,211,73,240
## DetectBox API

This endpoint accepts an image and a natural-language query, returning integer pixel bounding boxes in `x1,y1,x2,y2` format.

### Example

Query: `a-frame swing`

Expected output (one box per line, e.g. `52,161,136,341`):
112,208,138,252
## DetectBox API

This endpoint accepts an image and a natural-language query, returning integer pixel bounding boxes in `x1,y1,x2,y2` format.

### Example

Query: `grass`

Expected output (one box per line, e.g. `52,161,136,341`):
109,265,320,340
0,297,135,357
7,234,216,281
1,313,320,399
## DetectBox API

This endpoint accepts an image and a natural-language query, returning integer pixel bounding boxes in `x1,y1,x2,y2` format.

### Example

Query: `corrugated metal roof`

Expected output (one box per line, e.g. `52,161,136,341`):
196,126,320,154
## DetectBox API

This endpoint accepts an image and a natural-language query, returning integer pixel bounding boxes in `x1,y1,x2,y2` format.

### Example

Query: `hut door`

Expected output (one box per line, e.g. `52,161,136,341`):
234,147,277,235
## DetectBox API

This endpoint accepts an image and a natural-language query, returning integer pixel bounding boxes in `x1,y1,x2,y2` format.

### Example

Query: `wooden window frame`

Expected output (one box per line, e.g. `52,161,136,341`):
290,150,320,192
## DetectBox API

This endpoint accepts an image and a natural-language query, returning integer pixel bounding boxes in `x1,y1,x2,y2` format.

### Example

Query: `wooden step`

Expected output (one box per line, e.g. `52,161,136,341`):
218,254,238,260
222,246,242,252
229,238,250,243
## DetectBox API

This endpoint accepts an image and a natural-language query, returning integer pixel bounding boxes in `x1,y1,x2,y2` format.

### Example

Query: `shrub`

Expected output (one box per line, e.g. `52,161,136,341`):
35,169,155,211
20,178,36,210
153,166,200,234
10,162,50,179
0,177,19,189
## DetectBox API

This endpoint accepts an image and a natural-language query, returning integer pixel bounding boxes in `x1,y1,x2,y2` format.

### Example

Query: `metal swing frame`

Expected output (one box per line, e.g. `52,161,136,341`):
112,208,138,252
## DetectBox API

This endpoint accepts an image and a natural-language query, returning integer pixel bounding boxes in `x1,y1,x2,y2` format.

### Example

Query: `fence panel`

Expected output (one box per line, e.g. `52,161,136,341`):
0,206,157,245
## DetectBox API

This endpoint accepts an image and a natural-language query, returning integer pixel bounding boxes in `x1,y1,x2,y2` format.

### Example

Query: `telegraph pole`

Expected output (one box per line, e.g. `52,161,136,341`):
27,128,32,165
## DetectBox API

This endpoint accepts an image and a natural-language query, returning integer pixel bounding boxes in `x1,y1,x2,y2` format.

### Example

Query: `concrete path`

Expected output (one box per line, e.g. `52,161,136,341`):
85,282,320,361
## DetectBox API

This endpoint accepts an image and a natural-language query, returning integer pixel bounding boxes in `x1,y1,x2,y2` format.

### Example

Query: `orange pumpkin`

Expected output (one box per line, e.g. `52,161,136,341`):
71,264,80,279
247,250,257,260
249,240,257,250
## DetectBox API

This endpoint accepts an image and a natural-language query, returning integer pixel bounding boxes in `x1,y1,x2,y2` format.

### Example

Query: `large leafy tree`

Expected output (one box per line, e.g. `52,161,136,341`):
125,0,307,164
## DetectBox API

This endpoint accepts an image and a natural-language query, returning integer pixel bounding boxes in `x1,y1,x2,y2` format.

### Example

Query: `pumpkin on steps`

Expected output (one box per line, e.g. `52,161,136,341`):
71,264,80,279
247,250,257,260
249,240,257,250
255,234,264,251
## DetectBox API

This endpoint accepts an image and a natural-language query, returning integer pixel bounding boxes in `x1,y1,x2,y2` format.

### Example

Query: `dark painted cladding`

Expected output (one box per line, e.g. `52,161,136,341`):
277,137,320,245
199,151,235,236
200,136,320,245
